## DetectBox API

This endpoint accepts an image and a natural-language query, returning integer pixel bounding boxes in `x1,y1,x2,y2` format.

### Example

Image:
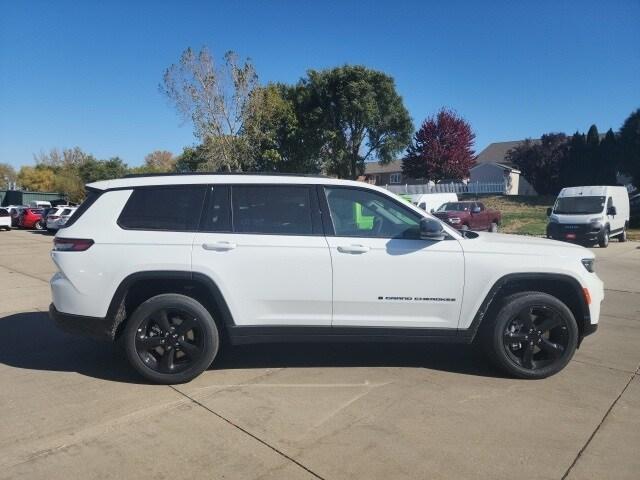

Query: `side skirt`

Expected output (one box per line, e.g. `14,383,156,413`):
227,325,474,346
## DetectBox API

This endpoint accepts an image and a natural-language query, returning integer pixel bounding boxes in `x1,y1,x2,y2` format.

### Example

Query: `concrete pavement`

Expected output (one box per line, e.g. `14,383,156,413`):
0,229,638,479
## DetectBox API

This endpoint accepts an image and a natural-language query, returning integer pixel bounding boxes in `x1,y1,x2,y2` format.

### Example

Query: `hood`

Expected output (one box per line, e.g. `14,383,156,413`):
433,210,465,218
460,232,593,260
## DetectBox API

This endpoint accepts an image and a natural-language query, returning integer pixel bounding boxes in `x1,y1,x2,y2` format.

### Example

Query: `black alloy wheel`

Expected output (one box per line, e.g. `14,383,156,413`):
503,304,570,371
124,294,219,384
135,308,205,374
482,292,578,379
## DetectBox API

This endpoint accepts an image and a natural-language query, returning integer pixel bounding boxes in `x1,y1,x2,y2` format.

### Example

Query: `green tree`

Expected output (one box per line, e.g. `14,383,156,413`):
244,83,321,173
78,157,128,183
0,163,17,189
174,145,209,172
619,108,640,187
299,65,413,179
597,129,619,185
17,165,56,191
506,133,567,195
559,132,586,187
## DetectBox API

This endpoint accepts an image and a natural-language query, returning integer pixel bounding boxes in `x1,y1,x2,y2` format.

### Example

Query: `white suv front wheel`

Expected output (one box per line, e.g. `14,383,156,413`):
123,294,220,384
482,292,578,379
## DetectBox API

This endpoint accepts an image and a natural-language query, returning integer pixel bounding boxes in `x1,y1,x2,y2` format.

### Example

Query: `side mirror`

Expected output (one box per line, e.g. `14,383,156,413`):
607,206,617,216
420,218,445,241
472,206,481,214
546,207,552,217
430,208,435,213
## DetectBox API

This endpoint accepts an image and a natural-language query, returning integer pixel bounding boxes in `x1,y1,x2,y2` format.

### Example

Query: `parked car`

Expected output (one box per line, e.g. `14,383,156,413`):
411,193,458,212
18,208,45,230
546,186,630,247
629,192,640,227
50,174,602,384
432,201,501,232
6,206,26,227
28,200,52,209
0,208,11,230
46,207,77,231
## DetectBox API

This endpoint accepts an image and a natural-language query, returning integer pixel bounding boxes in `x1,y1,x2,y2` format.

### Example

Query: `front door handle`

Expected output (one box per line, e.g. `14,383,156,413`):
202,241,237,251
337,244,370,254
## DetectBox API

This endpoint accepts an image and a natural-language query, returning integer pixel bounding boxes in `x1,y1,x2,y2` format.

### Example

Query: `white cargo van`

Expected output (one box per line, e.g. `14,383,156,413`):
412,193,458,212
547,186,630,247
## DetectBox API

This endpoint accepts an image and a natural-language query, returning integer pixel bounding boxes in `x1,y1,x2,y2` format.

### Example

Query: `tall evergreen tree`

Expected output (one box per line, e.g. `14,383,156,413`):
619,109,640,187
597,129,619,185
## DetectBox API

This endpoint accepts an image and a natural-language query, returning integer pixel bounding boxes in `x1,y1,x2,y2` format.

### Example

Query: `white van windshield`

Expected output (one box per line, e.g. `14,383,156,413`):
554,196,605,215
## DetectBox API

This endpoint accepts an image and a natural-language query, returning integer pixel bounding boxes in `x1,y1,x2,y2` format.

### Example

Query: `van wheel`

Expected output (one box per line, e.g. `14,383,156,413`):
489,222,498,233
123,294,219,384
618,227,627,242
481,292,578,379
598,228,609,248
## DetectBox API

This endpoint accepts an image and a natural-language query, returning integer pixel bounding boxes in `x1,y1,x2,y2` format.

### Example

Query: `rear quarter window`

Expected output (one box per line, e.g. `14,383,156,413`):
118,186,206,231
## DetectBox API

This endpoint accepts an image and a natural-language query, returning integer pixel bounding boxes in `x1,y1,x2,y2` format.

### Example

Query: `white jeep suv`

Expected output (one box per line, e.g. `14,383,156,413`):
49,174,603,383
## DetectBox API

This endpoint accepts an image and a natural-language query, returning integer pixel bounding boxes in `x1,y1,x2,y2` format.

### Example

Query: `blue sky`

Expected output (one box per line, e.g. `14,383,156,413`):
1,0,639,169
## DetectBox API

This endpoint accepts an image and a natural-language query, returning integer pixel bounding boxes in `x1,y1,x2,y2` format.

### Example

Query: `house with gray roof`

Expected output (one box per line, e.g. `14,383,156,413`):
470,140,538,195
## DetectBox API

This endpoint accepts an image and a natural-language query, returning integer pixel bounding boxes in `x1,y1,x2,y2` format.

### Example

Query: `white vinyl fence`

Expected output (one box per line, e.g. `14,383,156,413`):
384,182,506,195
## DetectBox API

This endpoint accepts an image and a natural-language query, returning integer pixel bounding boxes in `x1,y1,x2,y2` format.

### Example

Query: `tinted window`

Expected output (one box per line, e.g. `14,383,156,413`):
61,208,73,216
232,185,313,235
200,186,231,232
119,186,206,231
554,196,605,215
0,209,8,217
324,187,420,239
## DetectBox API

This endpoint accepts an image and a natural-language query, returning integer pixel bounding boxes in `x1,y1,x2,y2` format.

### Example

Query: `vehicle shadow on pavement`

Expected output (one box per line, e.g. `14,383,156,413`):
0,311,504,382
0,311,142,384
215,342,504,378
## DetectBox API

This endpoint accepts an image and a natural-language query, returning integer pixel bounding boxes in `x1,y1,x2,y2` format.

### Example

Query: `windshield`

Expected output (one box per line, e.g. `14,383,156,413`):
437,202,472,212
553,196,605,215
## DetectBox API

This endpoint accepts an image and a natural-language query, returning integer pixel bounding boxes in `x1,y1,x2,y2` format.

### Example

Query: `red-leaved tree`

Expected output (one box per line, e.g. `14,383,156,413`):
402,108,476,181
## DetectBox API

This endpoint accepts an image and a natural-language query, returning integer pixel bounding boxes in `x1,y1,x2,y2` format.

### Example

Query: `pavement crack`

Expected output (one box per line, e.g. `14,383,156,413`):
168,385,326,480
561,372,636,479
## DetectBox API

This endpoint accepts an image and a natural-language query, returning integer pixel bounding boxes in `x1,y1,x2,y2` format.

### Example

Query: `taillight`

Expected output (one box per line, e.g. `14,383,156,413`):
53,238,94,251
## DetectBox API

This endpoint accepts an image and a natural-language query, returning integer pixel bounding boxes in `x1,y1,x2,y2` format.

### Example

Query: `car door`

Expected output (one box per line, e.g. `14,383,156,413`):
321,186,465,329
192,184,333,327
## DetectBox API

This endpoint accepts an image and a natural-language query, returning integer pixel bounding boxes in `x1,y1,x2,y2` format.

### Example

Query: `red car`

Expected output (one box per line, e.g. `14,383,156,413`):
18,208,45,230
432,201,501,232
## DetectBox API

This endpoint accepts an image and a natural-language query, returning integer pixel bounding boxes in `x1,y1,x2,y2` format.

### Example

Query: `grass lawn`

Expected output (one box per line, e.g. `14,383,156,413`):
462,194,640,239
464,195,554,236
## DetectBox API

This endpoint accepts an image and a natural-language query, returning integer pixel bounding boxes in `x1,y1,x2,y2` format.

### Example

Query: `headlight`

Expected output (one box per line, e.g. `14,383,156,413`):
581,258,595,273
548,217,558,224
448,217,461,224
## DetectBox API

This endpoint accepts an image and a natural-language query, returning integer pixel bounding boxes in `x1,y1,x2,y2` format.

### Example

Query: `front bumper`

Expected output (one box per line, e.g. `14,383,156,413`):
547,222,603,242
49,304,114,341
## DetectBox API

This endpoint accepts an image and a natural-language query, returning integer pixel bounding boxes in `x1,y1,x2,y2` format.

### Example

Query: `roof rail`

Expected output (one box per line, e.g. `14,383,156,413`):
123,172,329,179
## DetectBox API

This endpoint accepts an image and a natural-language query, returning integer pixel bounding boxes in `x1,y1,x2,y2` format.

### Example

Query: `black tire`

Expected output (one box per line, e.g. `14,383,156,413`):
34,221,44,231
598,228,609,248
618,227,627,242
123,293,219,384
481,292,578,379
489,222,498,233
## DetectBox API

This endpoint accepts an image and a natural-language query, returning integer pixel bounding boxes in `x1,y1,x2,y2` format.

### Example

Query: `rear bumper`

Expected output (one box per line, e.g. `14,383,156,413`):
49,303,114,341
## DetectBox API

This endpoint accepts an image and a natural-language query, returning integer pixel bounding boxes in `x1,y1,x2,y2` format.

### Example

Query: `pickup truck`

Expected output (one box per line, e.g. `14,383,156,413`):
432,201,501,232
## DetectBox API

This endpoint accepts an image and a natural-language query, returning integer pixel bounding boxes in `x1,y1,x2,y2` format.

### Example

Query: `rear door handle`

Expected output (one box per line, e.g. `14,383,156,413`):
337,244,370,254
202,241,237,251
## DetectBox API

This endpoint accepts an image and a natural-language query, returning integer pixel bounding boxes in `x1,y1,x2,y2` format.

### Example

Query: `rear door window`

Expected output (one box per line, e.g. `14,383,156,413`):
200,186,231,232
231,185,315,235
118,186,206,231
